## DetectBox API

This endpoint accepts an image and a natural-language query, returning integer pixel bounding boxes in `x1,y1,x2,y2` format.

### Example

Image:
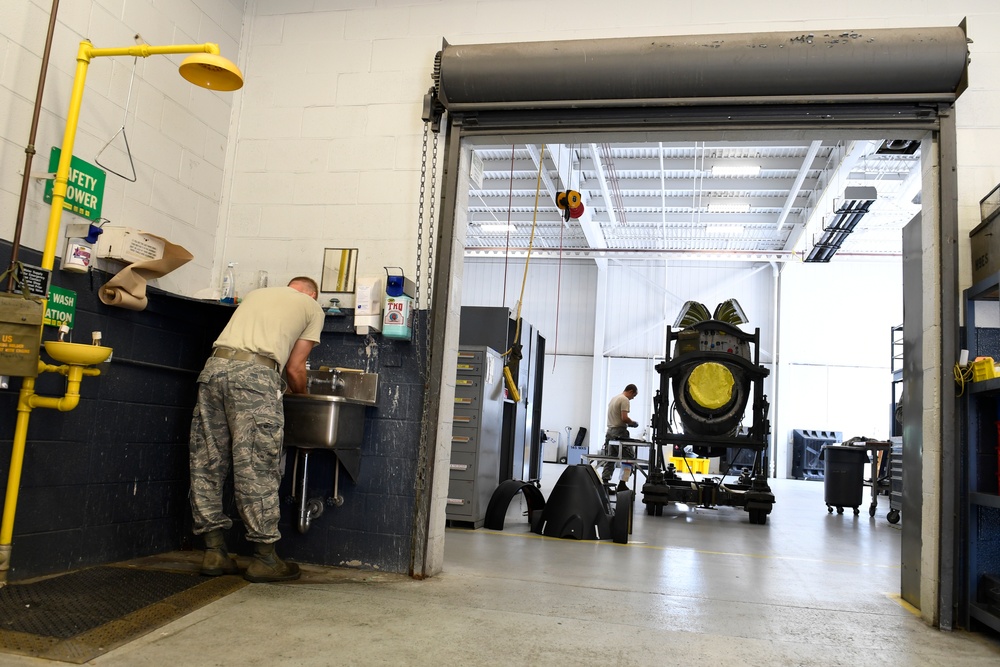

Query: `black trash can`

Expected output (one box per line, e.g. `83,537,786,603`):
821,444,869,515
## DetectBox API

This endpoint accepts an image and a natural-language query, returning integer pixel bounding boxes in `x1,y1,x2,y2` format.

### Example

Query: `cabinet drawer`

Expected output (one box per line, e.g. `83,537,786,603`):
452,409,480,430
446,479,474,517
453,393,480,411
449,450,477,480
451,429,478,453
456,352,484,376
455,376,482,396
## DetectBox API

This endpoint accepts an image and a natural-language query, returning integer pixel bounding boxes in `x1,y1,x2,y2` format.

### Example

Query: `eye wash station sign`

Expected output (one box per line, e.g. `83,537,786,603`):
43,147,106,220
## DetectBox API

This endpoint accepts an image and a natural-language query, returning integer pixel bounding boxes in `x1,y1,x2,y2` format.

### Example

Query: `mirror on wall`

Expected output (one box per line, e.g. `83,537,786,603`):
321,248,358,293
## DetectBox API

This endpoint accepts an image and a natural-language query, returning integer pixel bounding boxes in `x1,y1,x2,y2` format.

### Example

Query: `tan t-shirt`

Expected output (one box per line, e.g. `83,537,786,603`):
214,286,325,371
607,393,631,428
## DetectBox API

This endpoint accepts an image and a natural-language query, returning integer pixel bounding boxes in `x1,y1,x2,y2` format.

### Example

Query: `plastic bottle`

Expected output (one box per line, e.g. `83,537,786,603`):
221,262,236,303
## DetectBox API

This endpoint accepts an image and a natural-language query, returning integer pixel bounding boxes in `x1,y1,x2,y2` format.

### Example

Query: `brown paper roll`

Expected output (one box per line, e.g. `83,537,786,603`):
99,233,193,311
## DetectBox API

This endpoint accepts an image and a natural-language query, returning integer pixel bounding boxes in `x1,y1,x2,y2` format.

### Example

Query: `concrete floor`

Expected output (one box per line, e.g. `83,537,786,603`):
5,466,1000,666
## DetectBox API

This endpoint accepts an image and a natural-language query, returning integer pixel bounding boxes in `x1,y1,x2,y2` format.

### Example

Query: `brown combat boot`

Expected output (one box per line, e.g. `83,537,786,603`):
244,542,300,583
200,529,239,576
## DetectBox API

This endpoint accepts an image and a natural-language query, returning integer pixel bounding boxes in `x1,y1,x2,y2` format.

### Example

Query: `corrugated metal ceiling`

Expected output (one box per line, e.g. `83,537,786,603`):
465,139,920,263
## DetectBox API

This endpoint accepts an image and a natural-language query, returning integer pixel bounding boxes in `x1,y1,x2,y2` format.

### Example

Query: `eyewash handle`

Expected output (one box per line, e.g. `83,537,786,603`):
503,366,520,403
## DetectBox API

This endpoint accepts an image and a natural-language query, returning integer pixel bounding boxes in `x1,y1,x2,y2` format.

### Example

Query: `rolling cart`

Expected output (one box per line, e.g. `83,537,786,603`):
822,439,893,517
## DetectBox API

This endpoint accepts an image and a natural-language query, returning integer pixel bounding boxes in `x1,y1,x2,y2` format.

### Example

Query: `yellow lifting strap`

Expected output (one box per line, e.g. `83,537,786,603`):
687,362,735,410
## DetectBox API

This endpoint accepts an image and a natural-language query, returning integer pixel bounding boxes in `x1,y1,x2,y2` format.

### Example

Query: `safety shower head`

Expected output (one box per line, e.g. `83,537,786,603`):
178,53,243,91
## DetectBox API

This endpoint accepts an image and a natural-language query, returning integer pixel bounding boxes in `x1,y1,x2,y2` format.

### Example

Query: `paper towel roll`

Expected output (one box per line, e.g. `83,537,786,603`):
99,233,193,311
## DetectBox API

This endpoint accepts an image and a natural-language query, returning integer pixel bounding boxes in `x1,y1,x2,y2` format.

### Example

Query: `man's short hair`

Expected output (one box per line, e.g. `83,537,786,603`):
625,384,638,393
288,276,319,296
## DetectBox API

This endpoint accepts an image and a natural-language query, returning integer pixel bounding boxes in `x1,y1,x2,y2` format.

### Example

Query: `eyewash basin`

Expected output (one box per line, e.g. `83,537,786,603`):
44,341,112,365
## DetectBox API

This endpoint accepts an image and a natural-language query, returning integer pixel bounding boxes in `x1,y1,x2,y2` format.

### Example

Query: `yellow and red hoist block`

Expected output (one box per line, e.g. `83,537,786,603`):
556,190,585,219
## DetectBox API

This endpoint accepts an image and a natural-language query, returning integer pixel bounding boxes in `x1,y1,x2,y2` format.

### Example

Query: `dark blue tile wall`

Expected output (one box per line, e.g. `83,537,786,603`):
274,313,428,574
0,241,426,580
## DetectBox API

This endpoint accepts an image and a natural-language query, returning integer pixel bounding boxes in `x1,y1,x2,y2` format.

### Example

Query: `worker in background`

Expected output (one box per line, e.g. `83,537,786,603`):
188,276,325,583
601,384,639,492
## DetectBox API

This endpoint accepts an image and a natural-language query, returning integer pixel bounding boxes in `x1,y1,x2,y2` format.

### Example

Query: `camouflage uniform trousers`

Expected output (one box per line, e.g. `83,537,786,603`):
601,425,633,483
189,357,284,543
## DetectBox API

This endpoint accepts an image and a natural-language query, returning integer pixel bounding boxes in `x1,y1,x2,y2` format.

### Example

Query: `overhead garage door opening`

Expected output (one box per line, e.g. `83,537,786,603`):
412,24,968,630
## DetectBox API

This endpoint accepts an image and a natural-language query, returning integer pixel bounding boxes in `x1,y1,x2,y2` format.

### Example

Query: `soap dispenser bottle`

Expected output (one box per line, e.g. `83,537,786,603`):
221,262,236,304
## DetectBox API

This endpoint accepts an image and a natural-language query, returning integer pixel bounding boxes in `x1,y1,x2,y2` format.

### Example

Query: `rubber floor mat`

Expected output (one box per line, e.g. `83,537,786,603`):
0,565,246,663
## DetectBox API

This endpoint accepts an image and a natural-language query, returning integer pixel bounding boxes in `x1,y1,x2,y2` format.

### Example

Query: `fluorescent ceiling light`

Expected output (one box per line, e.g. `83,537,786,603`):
480,224,517,233
706,224,745,236
710,165,761,177
707,203,751,214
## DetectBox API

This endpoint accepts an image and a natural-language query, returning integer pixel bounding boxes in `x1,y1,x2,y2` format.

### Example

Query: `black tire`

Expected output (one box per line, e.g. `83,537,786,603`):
612,491,632,544
853,507,860,516
869,504,877,518
645,502,654,516
749,508,768,525
837,506,844,514
559,457,567,464
887,509,901,524
827,505,833,513
654,503,663,516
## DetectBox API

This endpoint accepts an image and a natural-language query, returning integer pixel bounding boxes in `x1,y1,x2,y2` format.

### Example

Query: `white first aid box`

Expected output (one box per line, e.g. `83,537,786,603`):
94,227,165,264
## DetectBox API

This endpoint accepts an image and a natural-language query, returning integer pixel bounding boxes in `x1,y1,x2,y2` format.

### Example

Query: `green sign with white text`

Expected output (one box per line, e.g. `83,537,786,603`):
44,285,76,328
43,147,106,220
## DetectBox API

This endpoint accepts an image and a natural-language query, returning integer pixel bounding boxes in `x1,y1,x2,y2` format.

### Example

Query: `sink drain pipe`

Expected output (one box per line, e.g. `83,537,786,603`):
291,448,345,534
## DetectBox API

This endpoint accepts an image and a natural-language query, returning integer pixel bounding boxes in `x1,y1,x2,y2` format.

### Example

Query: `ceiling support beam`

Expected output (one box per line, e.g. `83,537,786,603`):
524,143,560,209
783,140,874,253
774,139,823,234
588,143,618,228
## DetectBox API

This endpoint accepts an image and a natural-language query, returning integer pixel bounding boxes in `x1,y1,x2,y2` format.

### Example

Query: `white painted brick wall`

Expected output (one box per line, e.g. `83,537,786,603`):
0,0,243,296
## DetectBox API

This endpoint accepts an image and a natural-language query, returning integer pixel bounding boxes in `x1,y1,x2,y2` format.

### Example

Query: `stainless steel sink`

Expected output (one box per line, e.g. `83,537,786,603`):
282,393,367,450
282,370,377,488
304,368,378,404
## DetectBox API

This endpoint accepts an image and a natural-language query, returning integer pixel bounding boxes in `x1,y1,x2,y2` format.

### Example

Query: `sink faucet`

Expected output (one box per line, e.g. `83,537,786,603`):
307,372,344,391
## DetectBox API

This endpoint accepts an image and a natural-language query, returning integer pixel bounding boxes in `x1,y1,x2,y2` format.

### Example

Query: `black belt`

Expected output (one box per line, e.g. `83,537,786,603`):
211,347,278,371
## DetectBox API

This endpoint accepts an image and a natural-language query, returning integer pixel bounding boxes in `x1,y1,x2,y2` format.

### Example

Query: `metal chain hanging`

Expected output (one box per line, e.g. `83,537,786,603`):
425,131,438,311
415,122,428,313
415,121,439,381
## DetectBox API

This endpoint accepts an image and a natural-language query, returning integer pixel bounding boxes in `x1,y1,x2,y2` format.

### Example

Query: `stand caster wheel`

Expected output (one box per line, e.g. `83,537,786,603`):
853,507,860,515
887,509,901,524
869,504,876,517
837,506,844,514
827,505,833,513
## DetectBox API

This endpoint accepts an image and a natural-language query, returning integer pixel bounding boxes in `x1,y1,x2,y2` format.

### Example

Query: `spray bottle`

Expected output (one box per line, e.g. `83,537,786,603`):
221,262,237,304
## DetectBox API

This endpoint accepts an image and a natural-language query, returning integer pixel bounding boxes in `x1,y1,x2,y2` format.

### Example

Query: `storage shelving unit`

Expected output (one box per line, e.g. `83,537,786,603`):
891,324,904,438
888,325,903,523
961,272,1000,633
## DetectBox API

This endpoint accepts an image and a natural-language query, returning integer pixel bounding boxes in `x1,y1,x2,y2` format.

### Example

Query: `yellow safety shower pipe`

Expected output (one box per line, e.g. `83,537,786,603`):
0,40,242,587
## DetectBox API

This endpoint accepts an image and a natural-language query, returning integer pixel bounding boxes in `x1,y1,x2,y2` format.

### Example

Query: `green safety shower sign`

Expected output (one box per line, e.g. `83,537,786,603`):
44,285,77,328
43,147,106,220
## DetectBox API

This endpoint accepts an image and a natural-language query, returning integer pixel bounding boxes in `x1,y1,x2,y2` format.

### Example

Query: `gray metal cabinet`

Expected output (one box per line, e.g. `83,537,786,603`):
447,346,503,527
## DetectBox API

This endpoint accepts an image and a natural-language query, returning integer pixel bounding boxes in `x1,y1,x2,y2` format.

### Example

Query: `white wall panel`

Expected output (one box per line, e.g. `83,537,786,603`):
775,259,903,477
462,258,597,356
597,260,777,361
539,354,595,452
